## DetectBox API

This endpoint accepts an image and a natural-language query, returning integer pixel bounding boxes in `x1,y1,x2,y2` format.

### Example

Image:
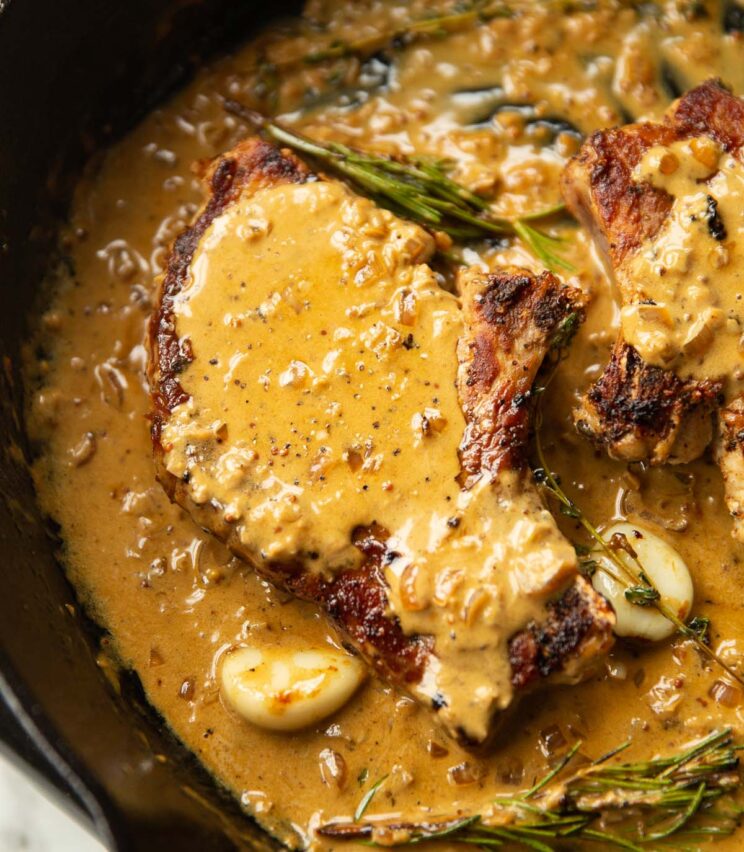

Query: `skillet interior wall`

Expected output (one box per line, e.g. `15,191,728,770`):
0,1,300,849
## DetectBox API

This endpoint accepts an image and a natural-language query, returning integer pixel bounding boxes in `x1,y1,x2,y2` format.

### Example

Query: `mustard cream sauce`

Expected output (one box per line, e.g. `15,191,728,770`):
163,177,576,742
24,1,744,848
161,180,455,572
623,137,744,395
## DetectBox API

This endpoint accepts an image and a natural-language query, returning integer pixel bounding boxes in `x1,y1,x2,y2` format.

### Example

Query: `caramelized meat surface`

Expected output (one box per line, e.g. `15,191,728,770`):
576,340,720,465
149,138,613,743
563,80,744,537
457,266,580,483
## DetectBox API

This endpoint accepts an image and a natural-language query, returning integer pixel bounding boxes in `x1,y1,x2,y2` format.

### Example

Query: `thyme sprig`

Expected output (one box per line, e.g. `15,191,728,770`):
320,729,742,849
532,324,744,688
223,100,574,272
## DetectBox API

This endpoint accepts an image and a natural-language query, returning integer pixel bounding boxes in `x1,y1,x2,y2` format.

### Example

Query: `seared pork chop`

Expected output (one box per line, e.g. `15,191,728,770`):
149,137,613,744
563,80,744,538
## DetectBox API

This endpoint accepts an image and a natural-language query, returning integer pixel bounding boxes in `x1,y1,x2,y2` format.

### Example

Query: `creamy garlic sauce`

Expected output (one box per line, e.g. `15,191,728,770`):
623,137,744,395
24,1,744,849
164,177,575,742
162,180,455,571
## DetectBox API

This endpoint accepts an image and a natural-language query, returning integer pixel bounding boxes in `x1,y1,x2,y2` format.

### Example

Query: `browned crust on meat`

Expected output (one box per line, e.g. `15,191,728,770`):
509,575,612,690
149,142,613,742
147,138,312,442
671,78,744,151
721,399,744,453
453,268,613,716
563,80,739,468
458,268,584,482
270,525,434,687
562,123,675,267
575,340,721,464
562,79,741,267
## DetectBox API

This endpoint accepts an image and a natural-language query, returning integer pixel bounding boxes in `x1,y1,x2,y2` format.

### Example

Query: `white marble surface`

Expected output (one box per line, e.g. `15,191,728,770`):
0,751,104,851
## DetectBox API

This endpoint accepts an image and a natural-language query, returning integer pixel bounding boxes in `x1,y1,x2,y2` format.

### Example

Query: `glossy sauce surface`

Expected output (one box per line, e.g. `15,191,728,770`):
25,1,744,848
623,136,744,394
164,173,578,742
161,180,457,571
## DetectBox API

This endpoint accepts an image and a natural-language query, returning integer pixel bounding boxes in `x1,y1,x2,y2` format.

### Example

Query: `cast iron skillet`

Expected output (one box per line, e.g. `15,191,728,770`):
0,1,301,848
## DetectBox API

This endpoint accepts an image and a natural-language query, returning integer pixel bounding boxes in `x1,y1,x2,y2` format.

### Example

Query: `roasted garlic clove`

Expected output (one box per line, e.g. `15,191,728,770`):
591,522,693,642
221,644,365,731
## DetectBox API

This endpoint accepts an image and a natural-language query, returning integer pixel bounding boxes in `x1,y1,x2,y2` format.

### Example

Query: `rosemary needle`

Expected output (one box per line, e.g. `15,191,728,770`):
354,774,388,821
320,729,742,849
533,320,744,689
223,99,575,273
298,2,512,65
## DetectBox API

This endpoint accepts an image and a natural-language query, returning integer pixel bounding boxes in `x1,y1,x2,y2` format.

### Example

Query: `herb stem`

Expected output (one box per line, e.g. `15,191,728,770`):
320,729,742,848
532,344,744,689
301,2,512,65
223,100,574,271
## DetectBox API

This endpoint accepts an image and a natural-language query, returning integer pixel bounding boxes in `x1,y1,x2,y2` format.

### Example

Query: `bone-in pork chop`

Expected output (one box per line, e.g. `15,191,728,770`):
148,138,614,744
563,80,744,538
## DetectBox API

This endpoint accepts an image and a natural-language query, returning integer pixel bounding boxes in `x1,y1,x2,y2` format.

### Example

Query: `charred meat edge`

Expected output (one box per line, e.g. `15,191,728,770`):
148,138,614,743
564,80,742,470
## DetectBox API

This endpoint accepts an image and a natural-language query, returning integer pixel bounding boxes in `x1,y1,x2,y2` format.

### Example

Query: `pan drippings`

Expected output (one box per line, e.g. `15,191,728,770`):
25,1,744,848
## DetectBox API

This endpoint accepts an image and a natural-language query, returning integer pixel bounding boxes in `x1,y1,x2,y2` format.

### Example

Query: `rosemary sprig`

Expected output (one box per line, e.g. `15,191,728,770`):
355,774,388,821
532,326,744,688
302,1,512,65
514,220,575,272
248,2,513,112
319,729,742,849
223,100,574,272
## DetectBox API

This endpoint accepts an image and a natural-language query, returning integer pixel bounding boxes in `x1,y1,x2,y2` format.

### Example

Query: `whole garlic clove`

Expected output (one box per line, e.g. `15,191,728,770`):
221,644,365,731
591,522,693,642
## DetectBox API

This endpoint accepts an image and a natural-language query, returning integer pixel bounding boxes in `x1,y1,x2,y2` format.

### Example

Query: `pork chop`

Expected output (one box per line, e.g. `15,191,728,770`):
148,137,613,745
563,80,744,538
